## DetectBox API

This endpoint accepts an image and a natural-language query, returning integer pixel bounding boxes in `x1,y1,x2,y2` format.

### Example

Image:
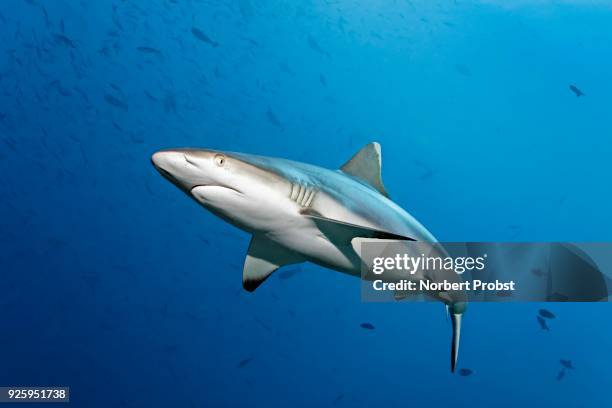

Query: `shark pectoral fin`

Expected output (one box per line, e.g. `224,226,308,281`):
243,235,303,292
340,142,389,198
302,209,414,243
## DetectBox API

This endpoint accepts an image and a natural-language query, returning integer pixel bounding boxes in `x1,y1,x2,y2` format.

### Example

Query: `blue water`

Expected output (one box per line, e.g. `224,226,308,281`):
1,1,611,406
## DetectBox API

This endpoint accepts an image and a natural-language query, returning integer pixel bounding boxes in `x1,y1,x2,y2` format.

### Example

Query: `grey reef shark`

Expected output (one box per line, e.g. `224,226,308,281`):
152,142,467,371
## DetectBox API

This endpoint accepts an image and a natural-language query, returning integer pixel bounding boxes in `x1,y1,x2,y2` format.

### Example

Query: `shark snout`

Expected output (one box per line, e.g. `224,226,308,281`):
151,149,209,192
151,149,188,170
152,150,183,180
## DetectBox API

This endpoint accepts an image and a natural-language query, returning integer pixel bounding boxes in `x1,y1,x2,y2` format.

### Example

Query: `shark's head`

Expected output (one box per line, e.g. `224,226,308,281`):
151,148,288,232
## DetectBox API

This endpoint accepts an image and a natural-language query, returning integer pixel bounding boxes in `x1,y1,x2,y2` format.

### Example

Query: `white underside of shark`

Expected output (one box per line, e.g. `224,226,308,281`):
152,142,466,371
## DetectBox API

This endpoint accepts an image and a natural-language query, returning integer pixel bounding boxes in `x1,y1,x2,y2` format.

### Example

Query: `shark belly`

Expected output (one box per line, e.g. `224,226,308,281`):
267,222,361,275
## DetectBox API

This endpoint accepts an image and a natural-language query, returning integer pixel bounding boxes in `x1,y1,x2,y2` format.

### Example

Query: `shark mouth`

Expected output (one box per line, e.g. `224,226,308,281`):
191,184,243,194
155,166,175,183
190,185,244,199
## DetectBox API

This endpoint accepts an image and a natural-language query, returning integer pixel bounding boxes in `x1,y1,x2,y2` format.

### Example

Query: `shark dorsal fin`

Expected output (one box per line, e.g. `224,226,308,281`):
340,142,389,198
243,235,303,292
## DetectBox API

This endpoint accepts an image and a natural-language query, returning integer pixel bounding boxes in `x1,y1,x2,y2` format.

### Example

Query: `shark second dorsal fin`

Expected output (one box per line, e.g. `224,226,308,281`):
340,142,389,198
243,235,303,292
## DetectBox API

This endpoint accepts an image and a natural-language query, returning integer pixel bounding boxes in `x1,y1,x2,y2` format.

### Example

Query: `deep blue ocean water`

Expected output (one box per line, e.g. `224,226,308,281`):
1,1,611,406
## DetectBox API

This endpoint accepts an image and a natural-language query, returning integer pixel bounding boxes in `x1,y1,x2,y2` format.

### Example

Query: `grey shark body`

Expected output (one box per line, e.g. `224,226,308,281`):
152,142,466,371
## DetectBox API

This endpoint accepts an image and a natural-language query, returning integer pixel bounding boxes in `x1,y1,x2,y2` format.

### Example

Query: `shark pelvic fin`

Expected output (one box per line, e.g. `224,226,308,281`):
302,209,413,243
243,235,303,292
340,142,389,198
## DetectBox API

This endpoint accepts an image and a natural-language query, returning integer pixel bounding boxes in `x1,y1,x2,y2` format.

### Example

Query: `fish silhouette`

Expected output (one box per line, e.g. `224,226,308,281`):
191,27,218,47
237,358,253,368
538,309,556,319
458,368,473,376
536,316,549,331
556,369,565,381
569,85,585,97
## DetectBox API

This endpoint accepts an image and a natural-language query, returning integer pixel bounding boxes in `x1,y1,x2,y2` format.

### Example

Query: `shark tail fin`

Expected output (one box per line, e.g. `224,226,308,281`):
450,311,462,373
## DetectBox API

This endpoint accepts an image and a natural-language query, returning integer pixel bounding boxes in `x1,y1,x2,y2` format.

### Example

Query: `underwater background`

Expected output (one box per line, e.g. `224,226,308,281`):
1,0,611,406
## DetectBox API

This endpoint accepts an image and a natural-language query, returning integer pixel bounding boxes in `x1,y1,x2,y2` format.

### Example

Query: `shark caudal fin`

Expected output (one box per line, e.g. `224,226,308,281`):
449,302,466,372
450,312,461,372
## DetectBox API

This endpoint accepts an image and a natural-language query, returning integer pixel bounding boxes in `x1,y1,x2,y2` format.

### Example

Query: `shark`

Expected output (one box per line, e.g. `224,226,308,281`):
151,142,467,371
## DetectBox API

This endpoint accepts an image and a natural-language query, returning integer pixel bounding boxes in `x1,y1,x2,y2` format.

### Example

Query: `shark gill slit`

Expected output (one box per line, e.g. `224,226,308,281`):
302,189,313,206
289,183,298,200
297,184,306,203
304,190,315,207
289,182,316,208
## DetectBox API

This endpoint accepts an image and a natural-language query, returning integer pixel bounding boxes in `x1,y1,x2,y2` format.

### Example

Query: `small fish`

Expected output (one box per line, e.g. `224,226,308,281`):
507,225,521,238
539,309,556,319
164,92,177,114
332,393,345,406
277,62,294,76
109,83,123,94
53,33,75,48
41,6,51,28
191,27,218,47
144,90,158,101
185,312,199,321
458,368,473,376
569,85,585,97
104,94,128,111
73,86,90,103
278,267,301,280
412,160,436,180
238,0,254,19
137,46,162,56
319,74,327,87
556,369,565,381
237,358,253,368
370,31,383,40
307,35,330,58
455,64,471,77
360,322,375,330
254,316,272,333
536,315,549,331
266,109,282,129
560,359,574,370
531,268,545,277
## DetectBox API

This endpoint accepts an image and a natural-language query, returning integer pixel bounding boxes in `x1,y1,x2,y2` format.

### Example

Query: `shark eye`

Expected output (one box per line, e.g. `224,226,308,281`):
214,154,226,167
